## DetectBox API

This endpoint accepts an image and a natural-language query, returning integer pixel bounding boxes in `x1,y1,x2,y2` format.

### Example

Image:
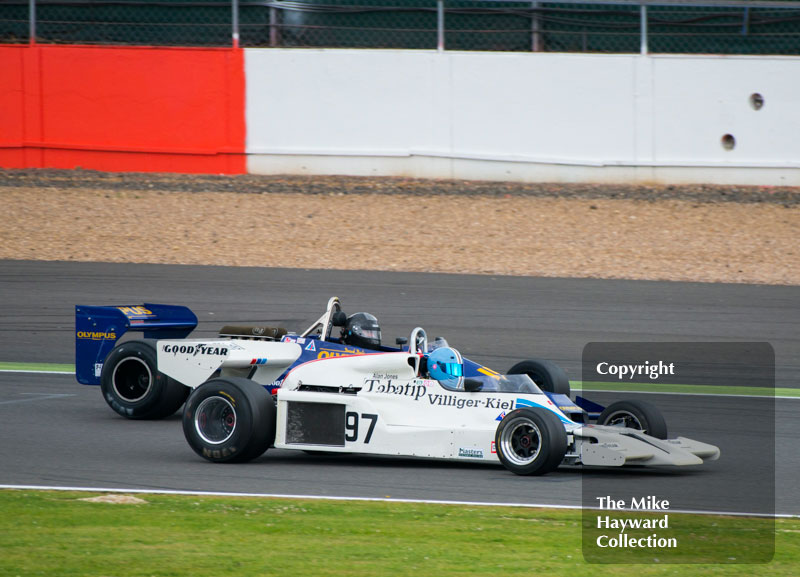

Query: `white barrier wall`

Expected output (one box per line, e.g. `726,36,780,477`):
245,49,800,185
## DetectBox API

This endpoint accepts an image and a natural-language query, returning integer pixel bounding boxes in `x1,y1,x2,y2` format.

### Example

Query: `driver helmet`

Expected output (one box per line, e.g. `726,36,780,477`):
341,312,381,350
427,347,464,388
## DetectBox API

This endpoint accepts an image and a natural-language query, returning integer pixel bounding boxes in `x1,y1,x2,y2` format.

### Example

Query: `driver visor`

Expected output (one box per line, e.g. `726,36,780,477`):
440,362,463,378
360,329,380,340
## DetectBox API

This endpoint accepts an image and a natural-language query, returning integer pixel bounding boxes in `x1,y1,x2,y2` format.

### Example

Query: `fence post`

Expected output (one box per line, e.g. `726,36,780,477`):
232,0,240,48
531,1,542,52
29,0,36,45
437,0,445,51
640,4,648,55
270,6,280,47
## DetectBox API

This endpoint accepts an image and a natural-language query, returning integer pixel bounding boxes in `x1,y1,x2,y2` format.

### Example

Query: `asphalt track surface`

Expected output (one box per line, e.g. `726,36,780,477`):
1,260,798,515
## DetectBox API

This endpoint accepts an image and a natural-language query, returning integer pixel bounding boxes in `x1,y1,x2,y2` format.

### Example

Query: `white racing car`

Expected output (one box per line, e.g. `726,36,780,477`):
153,299,720,476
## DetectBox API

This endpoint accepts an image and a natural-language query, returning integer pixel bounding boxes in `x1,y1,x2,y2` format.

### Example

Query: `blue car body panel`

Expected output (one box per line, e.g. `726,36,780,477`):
75,304,197,385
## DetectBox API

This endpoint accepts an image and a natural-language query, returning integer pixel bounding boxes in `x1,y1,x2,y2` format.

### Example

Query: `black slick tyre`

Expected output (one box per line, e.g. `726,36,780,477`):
508,359,571,396
183,377,275,463
100,339,189,420
495,407,568,475
597,399,668,439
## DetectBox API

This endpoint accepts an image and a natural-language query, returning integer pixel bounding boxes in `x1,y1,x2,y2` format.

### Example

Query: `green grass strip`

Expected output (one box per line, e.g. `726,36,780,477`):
0,362,75,373
1,362,797,398
0,490,797,577
571,381,800,398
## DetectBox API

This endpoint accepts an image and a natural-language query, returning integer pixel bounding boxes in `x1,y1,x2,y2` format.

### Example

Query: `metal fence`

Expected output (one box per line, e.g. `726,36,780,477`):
2,0,800,54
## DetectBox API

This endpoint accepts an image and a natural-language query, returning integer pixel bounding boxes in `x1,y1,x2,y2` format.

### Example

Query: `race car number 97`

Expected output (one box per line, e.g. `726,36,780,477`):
345,412,378,444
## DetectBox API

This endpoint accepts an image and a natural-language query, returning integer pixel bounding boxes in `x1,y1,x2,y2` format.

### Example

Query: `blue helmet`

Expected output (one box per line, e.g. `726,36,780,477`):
427,347,464,387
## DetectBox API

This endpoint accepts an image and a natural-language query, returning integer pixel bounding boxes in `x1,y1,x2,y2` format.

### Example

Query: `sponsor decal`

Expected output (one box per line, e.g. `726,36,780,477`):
162,344,228,357
495,411,506,421
76,331,117,340
558,405,581,412
364,379,427,400
458,447,484,459
363,378,514,410
297,337,306,344
250,358,269,365
218,390,236,407
117,306,155,319
491,441,497,454
429,393,513,410
283,336,296,343
305,340,316,352
94,363,103,377
317,347,364,359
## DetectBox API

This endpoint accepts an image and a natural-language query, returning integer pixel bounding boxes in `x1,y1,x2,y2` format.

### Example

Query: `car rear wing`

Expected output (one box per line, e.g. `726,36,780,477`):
75,304,197,385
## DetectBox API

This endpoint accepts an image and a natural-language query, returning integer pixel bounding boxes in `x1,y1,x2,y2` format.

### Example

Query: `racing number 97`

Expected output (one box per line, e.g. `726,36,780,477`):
345,412,378,443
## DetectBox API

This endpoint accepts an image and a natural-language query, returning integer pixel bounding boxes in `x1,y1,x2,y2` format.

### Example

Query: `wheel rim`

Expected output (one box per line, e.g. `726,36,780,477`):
111,357,152,402
500,417,542,466
195,396,237,445
603,410,645,433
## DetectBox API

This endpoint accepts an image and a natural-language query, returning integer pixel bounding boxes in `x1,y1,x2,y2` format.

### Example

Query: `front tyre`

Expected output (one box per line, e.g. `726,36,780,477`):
100,340,189,420
183,377,275,463
495,407,568,476
597,399,668,439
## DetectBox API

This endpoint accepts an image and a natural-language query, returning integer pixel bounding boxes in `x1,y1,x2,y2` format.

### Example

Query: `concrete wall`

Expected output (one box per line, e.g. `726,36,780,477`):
3,45,797,184
245,49,800,185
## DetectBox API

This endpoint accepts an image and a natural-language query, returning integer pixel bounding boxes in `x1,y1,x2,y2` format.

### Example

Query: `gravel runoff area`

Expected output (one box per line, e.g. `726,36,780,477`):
3,169,799,285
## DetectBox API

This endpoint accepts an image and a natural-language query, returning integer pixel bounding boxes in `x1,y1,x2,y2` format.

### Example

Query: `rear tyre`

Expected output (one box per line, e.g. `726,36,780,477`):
495,407,568,475
508,359,571,396
183,377,275,463
597,399,668,439
100,340,189,420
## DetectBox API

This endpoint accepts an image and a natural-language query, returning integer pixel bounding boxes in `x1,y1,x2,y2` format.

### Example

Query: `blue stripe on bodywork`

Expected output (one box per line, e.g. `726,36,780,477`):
515,397,573,424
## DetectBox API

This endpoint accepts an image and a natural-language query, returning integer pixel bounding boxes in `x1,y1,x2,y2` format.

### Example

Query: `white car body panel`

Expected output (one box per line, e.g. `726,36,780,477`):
281,351,420,392
157,339,302,388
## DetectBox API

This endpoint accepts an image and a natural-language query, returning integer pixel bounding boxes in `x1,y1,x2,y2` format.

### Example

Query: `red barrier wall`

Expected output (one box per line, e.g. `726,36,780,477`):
0,45,246,174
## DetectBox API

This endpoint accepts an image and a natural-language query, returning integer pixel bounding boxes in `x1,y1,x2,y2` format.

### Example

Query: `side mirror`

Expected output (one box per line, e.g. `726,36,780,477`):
396,337,408,346
331,311,347,327
464,378,483,392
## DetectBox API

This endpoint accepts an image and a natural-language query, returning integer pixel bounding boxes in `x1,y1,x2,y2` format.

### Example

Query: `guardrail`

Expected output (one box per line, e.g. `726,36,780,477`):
2,0,799,54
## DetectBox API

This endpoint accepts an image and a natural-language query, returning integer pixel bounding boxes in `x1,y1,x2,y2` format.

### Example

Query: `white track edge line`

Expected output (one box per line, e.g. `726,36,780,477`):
575,389,798,400
0,485,796,518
